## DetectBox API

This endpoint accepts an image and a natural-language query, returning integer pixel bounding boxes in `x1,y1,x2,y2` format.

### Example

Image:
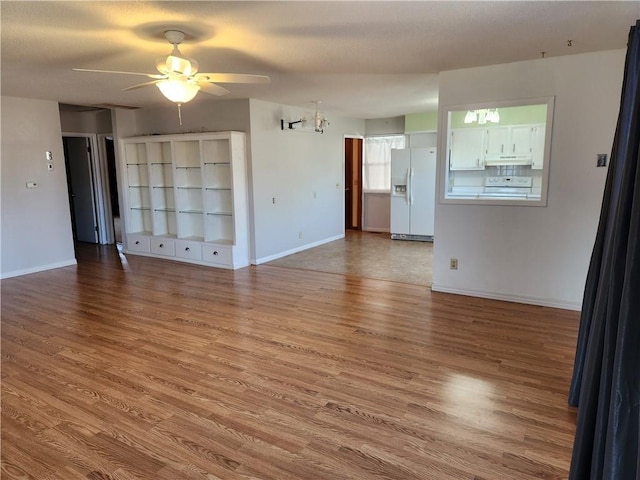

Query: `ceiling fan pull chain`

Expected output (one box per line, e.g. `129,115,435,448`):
177,103,183,126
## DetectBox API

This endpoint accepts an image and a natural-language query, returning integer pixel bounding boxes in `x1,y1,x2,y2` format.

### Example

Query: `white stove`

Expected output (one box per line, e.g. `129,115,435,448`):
483,176,532,197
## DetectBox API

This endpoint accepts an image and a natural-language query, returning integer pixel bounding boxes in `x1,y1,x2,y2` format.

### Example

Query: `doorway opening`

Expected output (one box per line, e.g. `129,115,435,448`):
101,136,121,244
344,137,363,230
62,132,120,246
63,135,99,244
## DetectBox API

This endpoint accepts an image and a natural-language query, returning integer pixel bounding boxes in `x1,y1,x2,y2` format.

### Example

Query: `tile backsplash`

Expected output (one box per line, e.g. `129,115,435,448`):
488,165,527,177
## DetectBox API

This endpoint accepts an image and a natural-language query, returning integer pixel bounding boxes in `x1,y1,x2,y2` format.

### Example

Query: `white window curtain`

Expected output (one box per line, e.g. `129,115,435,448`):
363,135,406,192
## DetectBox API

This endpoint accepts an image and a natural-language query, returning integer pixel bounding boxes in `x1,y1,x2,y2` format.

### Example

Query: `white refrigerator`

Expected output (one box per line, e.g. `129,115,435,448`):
390,147,437,241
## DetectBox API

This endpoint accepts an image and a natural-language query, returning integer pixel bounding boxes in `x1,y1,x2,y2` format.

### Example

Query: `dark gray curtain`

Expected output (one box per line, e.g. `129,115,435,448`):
568,19,640,480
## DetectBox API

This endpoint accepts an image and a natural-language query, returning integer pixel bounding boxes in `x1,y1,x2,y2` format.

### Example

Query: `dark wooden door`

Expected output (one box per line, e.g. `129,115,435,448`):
344,138,363,230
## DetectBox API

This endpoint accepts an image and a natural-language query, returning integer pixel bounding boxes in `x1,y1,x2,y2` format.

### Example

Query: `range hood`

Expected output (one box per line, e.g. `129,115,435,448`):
484,153,533,166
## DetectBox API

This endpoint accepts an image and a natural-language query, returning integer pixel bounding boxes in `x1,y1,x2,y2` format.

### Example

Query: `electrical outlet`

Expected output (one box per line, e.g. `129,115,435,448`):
450,258,458,270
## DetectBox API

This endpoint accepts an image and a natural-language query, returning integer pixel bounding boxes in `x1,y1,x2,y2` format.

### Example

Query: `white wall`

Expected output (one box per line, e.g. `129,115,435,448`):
433,49,625,310
125,99,251,136
365,116,405,135
112,97,365,264
1,96,76,278
248,99,365,263
363,193,390,233
59,109,112,134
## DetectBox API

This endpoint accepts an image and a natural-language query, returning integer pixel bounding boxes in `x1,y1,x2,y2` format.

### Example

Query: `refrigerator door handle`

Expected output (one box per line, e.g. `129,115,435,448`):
405,168,411,205
409,168,414,205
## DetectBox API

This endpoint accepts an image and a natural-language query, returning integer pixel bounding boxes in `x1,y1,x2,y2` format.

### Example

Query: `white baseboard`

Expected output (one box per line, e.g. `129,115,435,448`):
1,259,78,279
362,227,390,233
430,284,582,312
253,234,345,265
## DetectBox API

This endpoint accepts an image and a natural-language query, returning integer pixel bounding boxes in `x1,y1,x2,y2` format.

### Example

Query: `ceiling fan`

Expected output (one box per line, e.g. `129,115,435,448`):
74,30,270,123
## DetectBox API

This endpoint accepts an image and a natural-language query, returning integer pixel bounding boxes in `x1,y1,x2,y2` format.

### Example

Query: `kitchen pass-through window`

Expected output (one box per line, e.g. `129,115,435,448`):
363,135,406,192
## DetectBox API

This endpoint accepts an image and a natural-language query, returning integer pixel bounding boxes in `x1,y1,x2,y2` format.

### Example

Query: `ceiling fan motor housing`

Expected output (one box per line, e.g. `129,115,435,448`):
164,30,185,45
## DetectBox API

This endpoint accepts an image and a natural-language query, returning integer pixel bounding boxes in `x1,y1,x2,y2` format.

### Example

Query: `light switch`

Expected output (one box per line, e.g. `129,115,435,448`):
597,154,607,167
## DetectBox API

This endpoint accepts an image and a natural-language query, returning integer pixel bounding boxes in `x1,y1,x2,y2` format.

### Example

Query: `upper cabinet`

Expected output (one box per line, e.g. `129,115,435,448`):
449,128,486,170
484,125,536,166
120,131,249,269
531,124,546,170
450,124,544,170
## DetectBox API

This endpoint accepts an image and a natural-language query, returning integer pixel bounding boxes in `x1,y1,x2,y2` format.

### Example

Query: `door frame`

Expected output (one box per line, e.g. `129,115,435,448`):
97,133,118,244
62,132,111,244
344,135,364,231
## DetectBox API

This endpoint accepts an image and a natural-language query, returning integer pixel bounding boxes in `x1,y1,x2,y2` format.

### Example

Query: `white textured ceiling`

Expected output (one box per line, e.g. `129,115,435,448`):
1,1,639,118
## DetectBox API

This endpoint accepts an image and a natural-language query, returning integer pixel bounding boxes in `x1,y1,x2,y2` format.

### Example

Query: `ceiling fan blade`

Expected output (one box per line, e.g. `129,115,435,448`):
121,80,161,92
199,82,231,96
194,73,271,84
155,57,169,75
73,68,164,79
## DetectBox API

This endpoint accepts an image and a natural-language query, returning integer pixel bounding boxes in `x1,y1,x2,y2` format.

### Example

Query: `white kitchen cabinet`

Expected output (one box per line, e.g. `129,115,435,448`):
484,125,534,165
484,127,510,157
531,124,547,170
510,126,534,155
449,128,485,170
120,132,249,269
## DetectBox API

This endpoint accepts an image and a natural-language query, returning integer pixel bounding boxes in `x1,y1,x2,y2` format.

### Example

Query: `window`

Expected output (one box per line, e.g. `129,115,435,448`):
363,135,406,192
440,97,554,206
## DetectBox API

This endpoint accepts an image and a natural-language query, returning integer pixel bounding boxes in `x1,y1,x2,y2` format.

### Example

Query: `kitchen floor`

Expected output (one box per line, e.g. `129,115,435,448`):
266,230,433,286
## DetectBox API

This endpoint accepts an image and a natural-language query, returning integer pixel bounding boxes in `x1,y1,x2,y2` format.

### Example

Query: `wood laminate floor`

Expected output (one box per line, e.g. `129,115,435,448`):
1,243,579,479
267,230,433,286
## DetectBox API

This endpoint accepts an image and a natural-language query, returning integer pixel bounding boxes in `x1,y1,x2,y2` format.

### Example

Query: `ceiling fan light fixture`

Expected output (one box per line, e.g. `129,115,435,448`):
165,46,198,76
157,79,200,103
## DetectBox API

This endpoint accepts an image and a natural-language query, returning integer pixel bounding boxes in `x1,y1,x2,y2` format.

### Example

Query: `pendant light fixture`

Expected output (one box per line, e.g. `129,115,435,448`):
311,101,329,133
464,108,500,124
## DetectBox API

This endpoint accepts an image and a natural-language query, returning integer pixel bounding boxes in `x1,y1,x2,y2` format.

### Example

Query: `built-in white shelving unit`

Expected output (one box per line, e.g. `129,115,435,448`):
120,131,249,269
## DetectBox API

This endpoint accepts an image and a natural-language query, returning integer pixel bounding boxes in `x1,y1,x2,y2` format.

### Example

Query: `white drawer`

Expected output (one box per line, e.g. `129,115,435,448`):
175,240,203,261
202,244,232,267
150,237,176,257
127,234,150,253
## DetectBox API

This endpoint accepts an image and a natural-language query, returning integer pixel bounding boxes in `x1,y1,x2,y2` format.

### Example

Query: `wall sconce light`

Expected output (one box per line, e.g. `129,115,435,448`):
281,101,330,133
281,118,307,130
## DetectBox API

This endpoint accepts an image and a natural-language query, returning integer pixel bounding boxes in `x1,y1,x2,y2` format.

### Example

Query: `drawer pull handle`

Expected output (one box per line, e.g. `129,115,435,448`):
159,243,164,248
135,241,140,245
213,251,219,256
185,247,190,252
